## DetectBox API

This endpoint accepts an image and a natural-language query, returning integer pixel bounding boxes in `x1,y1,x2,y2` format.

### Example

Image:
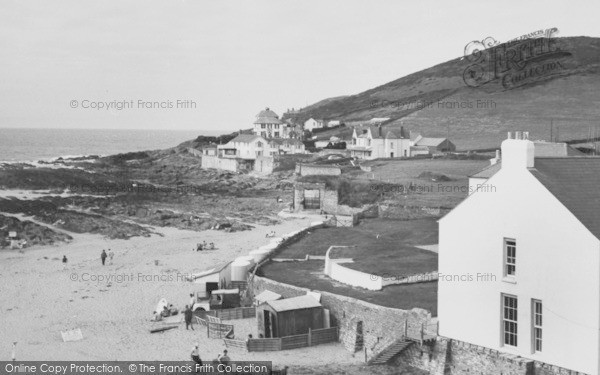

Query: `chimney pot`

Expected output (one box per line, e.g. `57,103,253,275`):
515,131,522,140
507,132,513,139
523,131,529,140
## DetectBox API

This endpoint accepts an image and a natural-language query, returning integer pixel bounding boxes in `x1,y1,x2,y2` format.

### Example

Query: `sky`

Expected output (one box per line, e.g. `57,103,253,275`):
1,0,599,133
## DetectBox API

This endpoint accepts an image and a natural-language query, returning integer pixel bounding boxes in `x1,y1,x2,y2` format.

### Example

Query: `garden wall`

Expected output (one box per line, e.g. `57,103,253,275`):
201,155,238,172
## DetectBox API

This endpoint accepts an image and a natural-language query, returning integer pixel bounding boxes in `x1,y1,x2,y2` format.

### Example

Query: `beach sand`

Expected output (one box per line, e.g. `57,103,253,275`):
0,216,365,370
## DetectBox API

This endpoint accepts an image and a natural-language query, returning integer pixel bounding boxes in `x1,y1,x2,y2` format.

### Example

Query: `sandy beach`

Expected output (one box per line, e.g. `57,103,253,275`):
0,216,363,369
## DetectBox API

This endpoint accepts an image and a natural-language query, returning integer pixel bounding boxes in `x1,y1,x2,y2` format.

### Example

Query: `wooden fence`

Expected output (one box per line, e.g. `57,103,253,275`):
215,307,255,320
231,327,339,352
194,316,234,339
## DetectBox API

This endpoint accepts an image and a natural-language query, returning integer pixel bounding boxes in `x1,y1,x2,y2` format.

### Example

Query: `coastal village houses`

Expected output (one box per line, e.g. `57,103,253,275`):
438,132,600,374
304,118,326,132
347,125,411,159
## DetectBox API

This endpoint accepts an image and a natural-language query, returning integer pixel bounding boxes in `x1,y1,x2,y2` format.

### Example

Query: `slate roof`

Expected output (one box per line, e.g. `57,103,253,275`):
229,134,263,143
469,163,502,179
266,295,322,312
415,137,449,147
255,290,282,303
529,157,600,240
254,108,282,124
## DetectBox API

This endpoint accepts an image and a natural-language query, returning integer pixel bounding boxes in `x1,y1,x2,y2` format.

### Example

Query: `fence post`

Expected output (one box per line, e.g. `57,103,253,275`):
308,328,312,347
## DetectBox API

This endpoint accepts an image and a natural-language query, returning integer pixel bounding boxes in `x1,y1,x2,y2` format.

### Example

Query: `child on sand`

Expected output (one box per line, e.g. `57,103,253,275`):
100,250,107,265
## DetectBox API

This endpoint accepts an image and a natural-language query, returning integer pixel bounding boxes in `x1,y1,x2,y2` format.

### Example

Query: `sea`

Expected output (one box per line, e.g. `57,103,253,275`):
0,128,220,162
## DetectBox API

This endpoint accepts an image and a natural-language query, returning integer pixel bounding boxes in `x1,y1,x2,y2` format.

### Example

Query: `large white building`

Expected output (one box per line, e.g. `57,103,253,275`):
253,108,289,139
347,125,410,160
217,134,277,160
438,133,600,374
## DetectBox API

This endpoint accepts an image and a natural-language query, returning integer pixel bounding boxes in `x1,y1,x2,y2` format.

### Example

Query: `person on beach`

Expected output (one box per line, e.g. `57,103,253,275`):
100,250,107,265
184,305,194,330
190,293,196,308
108,249,114,265
62,255,68,264
191,344,202,367
219,350,230,365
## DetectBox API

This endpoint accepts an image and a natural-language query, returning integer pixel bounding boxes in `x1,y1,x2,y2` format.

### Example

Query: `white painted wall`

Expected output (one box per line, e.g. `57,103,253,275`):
438,139,600,375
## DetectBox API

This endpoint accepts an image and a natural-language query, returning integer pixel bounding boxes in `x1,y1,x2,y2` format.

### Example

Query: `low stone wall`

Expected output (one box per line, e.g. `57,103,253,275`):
201,155,238,172
394,337,588,375
296,163,342,176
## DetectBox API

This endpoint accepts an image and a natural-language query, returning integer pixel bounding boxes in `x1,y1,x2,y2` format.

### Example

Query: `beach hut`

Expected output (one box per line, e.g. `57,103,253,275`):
257,295,324,338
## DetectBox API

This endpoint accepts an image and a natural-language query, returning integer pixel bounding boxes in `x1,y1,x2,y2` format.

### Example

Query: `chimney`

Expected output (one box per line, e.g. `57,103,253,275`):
515,131,522,140
490,150,501,165
507,131,513,139
501,138,534,169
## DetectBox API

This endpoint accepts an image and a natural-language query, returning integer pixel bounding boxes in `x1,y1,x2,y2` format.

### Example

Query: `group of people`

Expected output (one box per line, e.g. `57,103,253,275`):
265,230,276,238
100,249,114,265
195,241,215,251
190,346,230,368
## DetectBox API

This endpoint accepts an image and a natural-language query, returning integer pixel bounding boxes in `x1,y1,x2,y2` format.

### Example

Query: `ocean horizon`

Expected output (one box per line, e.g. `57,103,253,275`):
0,128,222,162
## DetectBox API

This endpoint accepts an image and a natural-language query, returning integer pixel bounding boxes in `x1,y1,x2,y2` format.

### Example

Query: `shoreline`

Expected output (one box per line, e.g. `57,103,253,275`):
0,215,362,368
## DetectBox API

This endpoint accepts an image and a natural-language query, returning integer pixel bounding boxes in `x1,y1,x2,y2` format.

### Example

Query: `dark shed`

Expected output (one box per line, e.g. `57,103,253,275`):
257,295,324,338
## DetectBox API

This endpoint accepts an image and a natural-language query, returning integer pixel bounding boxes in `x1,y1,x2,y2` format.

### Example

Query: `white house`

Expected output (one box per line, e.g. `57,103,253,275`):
347,125,410,160
253,108,289,138
217,134,277,160
438,132,600,374
304,118,325,132
468,139,585,193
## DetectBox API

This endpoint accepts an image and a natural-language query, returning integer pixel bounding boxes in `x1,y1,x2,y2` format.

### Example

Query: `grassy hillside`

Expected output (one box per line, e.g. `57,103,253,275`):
286,37,600,150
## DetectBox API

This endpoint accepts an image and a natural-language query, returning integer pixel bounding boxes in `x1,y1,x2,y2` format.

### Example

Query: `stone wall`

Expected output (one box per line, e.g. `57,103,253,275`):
254,156,276,174
250,275,432,362
296,163,342,176
394,337,587,375
201,155,239,172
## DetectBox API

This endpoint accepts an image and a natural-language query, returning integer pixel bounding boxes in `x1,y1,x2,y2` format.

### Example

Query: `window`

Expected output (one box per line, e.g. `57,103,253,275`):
532,300,542,352
261,124,265,129
504,239,516,277
502,294,518,347
391,142,394,148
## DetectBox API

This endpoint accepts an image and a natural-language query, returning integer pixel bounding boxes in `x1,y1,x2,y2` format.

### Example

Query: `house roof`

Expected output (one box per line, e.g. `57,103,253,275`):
469,162,502,179
254,290,282,303
529,157,600,240
469,142,584,179
254,108,282,124
266,295,322,312
229,134,264,144
415,137,449,147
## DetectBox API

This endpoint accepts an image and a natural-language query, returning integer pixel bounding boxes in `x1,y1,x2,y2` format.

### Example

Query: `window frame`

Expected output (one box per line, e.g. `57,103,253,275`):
502,294,518,347
532,299,542,353
503,238,517,280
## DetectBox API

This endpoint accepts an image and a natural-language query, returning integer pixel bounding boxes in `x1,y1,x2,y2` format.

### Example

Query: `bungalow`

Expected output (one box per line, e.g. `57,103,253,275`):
304,118,325,132
438,131,600,374
347,125,410,160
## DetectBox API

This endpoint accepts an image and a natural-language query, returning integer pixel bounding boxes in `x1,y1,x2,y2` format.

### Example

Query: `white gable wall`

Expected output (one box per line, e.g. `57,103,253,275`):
438,165,600,374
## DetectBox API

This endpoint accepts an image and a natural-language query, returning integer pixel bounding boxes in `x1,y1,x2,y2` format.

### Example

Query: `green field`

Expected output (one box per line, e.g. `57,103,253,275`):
262,218,439,314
